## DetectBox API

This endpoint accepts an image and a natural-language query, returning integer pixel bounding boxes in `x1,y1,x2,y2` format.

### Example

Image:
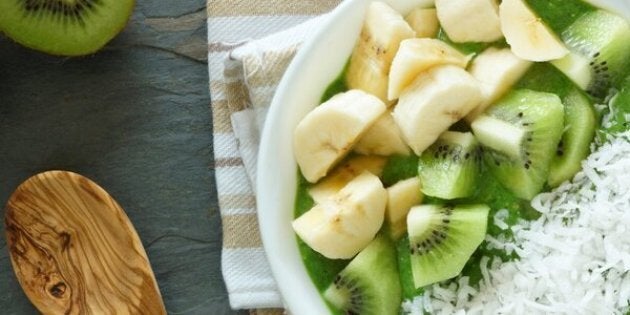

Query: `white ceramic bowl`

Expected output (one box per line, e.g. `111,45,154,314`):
256,1,630,314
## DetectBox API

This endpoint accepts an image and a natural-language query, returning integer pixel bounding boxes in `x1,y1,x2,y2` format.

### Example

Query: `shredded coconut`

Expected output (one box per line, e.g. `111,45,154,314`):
403,131,630,315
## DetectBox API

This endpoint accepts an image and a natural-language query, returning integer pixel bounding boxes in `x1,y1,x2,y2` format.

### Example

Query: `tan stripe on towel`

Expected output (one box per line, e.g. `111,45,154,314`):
249,309,286,315
211,99,233,133
242,47,299,87
215,157,245,168
208,42,246,53
222,213,263,248
210,0,339,17
225,81,251,112
219,193,256,209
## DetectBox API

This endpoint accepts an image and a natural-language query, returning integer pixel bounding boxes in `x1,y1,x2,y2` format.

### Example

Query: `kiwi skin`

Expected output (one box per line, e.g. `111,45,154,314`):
0,0,135,56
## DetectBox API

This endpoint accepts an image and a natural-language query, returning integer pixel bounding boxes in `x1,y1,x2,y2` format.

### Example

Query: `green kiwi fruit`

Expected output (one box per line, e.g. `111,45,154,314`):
407,204,489,289
560,10,630,98
0,0,135,56
323,235,401,315
515,63,597,188
418,131,481,200
547,88,596,187
606,75,630,135
471,89,564,200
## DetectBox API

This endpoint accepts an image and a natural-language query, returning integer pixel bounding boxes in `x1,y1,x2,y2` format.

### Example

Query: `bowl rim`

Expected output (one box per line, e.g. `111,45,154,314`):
256,0,362,313
256,0,630,314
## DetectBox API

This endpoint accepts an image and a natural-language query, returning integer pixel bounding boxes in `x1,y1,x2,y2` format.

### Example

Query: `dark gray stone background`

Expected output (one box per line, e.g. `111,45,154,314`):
0,1,244,314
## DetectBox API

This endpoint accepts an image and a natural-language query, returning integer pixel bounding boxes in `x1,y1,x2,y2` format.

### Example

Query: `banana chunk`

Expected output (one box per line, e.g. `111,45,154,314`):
386,177,423,240
293,172,387,259
388,38,471,100
499,0,569,61
309,155,387,205
405,8,439,38
354,111,410,156
294,90,386,183
466,47,532,121
436,0,503,43
346,1,415,104
393,65,482,155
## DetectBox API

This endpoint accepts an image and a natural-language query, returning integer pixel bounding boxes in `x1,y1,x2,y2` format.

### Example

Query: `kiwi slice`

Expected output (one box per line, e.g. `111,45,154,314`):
418,131,481,199
515,63,597,188
548,88,596,187
0,0,135,56
408,204,489,288
323,235,401,315
471,89,564,200
559,10,630,98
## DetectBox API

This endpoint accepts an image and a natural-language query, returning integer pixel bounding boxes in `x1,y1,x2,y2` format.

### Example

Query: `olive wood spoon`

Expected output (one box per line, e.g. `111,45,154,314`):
4,171,166,315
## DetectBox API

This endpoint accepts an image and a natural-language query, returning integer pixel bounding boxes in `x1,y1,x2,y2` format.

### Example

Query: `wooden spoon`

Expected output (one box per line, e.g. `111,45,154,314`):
4,171,167,315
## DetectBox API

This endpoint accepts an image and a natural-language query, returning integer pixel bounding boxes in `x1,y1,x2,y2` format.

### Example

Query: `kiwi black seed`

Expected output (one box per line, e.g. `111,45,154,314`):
323,235,401,315
0,0,135,56
418,131,480,200
561,10,630,98
407,204,489,289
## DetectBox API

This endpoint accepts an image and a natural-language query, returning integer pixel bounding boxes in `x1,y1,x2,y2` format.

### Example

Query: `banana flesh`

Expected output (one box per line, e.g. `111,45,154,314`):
499,0,569,61
405,8,439,38
309,155,387,204
388,38,471,100
393,65,483,155
294,89,386,183
292,172,387,259
354,111,410,156
436,0,503,43
345,1,415,104
466,47,532,121
386,177,423,240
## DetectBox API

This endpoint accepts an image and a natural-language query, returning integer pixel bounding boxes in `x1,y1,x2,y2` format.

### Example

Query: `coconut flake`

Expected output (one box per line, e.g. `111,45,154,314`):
405,131,630,314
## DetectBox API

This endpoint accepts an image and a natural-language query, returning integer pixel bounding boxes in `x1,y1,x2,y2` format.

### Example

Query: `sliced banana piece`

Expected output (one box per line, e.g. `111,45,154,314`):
466,47,532,121
346,1,415,104
354,111,410,156
405,8,439,38
388,38,471,100
499,0,569,61
292,172,387,259
309,155,387,204
386,177,423,240
294,90,386,183
393,65,483,155
435,0,503,43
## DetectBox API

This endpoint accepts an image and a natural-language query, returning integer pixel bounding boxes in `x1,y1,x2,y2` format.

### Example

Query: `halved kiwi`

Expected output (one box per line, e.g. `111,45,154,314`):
515,63,597,187
323,235,401,315
407,204,489,289
418,131,481,199
558,10,630,98
471,89,564,200
0,0,135,56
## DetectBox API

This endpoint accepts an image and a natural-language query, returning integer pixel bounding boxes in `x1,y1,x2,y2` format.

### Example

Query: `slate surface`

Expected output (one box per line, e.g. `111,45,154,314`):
0,1,243,314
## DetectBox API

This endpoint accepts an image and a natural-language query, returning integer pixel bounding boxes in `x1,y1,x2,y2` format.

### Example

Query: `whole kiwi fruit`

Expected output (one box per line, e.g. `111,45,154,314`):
0,0,135,56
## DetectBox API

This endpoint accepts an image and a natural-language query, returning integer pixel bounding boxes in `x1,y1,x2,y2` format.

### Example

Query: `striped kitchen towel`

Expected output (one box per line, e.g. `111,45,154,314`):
207,0,341,312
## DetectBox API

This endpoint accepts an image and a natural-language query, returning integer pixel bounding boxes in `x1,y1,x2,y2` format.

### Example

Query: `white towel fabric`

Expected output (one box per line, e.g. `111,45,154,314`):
208,11,331,311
